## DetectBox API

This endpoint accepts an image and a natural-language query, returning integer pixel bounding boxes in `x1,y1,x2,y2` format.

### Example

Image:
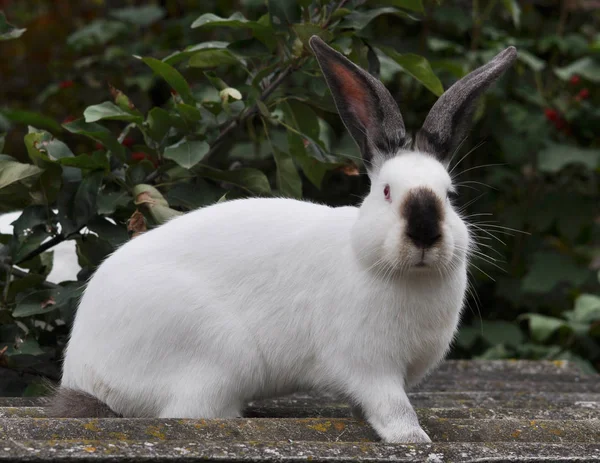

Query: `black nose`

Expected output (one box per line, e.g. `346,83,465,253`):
402,188,443,249
407,231,442,249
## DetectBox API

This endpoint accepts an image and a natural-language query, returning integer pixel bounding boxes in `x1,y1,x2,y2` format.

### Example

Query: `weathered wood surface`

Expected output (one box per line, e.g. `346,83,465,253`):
0,360,599,462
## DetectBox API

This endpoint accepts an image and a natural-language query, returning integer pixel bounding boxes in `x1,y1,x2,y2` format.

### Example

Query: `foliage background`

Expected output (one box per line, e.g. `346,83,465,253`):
0,0,598,396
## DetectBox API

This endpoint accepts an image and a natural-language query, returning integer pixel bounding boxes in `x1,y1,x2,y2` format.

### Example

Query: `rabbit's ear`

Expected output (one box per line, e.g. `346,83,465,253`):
415,47,517,166
310,36,406,172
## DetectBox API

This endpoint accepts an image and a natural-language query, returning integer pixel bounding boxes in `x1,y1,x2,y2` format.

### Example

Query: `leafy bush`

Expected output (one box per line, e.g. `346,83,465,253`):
0,0,598,395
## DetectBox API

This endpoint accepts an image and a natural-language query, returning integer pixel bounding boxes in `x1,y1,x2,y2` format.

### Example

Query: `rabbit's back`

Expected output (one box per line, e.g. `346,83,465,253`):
61,198,360,416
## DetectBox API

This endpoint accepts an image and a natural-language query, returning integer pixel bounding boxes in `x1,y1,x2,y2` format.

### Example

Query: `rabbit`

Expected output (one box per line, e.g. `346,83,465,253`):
48,36,517,443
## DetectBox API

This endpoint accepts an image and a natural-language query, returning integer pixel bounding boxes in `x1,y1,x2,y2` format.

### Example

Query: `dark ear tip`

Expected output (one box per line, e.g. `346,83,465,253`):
309,35,326,53
499,46,518,63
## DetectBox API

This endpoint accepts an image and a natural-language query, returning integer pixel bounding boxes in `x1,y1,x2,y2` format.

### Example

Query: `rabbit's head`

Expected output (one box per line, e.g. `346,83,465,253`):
310,36,516,274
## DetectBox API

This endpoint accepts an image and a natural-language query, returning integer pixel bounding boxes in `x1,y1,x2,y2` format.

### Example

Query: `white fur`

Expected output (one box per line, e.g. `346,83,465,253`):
61,150,469,443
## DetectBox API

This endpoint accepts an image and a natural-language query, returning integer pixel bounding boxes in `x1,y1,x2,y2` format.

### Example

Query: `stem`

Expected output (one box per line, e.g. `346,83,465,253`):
0,262,60,290
13,234,67,267
144,60,305,184
322,0,349,29
2,265,10,304
201,60,304,164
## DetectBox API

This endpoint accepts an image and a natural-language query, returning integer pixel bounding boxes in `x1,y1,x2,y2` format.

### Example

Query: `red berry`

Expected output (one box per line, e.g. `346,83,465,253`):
121,137,135,147
59,80,74,89
170,89,178,96
569,75,580,85
131,152,148,162
577,88,590,100
95,142,104,150
62,116,76,124
544,108,559,122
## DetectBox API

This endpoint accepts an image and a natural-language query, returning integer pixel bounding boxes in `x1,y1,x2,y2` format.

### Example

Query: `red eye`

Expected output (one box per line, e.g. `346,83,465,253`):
383,184,391,202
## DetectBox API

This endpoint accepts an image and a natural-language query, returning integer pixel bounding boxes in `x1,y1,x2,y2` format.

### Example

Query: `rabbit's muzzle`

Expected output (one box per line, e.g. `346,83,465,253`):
402,187,444,250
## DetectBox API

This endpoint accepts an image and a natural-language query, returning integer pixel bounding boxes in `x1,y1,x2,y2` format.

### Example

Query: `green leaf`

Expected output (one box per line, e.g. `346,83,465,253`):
518,50,546,72
166,181,222,210
522,314,567,342
63,119,126,161
188,49,241,68
97,190,131,215
368,0,423,12
12,290,57,318
146,107,179,141
67,19,127,50
198,167,272,195
256,100,271,118
340,7,411,30
456,326,480,349
10,228,51,263
140,57,195,105
57,172,104,236
163,41,229,66
58,151,109,171
133,184,183,224
283,100,322,144
480,321,524,347
501,0,521,28
191,12,274,50
1,109,62,132
87,216,128,247
23,130,54,166
555,57,600,83
379,47,443,96
164,139,209,169
11,206,51,237
268,0,301,31
538,143,600,172
46,139,75,161
522,252,590,293
293,24,333,47
76,235,113,270
133,184,169,208
273,147,302,198
228,38,271,58
192,12,265,30
0,160,43,190
0,12,26,41
571,295,600,323
110,5,165,26
23,128,74,166
10,338,44,356
287,132,331,188
84,102,143,124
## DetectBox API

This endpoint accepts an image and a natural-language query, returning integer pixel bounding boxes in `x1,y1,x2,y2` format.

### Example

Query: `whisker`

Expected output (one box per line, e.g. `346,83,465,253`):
452,163,506,179
470,223,530,235
448,139,487,176
468,224,507,246
456,180,498,191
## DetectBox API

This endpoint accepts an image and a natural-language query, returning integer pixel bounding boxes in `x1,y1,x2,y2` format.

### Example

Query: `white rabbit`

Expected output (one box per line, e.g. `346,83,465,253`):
49,36,517,443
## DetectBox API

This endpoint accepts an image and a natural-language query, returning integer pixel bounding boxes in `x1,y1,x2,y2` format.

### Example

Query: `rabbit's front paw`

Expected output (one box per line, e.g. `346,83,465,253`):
380,425,432,443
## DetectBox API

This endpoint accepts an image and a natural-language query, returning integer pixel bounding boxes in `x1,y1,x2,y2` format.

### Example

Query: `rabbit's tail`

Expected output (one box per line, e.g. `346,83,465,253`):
45,382,120,418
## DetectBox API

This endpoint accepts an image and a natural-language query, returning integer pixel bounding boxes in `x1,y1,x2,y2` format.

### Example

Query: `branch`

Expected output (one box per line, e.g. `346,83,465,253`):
144,59,304,184
14,234,67,267
0,262,60,290
323,0,349,29
204,61,304,164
